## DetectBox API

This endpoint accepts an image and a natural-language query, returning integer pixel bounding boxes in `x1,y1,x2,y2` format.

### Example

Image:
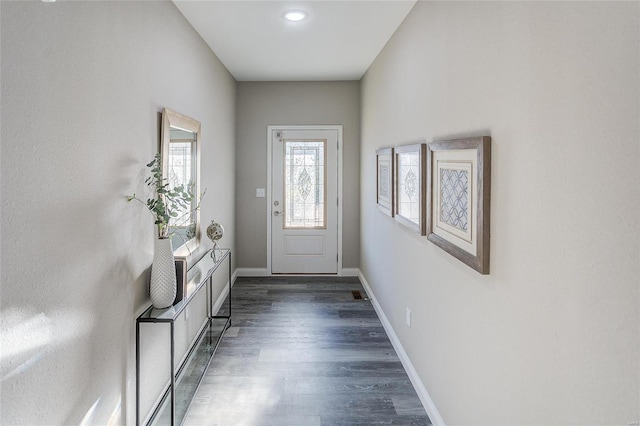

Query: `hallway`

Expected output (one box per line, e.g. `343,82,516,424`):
2,2,638,424
184,277,430,425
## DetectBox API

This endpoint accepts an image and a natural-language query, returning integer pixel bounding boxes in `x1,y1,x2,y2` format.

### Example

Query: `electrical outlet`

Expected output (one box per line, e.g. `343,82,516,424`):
256,188,266,198
406,308,411,328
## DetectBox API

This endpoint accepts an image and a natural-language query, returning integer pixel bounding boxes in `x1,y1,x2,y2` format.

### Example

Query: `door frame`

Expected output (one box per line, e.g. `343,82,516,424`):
266,125,344,275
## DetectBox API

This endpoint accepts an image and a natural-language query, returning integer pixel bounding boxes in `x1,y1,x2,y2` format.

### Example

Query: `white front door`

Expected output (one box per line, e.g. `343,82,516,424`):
270,127,340,274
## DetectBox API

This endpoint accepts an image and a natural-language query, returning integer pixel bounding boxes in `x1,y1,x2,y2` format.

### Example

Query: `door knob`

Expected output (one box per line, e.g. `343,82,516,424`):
273,211,281,216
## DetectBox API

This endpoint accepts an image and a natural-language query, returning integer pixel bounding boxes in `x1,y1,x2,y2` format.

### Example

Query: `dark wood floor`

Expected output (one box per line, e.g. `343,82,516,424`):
184,277,431,426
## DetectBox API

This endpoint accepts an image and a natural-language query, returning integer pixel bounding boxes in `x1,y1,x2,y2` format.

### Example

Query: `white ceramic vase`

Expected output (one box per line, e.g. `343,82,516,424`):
150,237,177,309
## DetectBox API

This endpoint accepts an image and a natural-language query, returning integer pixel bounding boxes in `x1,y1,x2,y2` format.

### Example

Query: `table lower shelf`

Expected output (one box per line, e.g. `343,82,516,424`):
149,316,230,426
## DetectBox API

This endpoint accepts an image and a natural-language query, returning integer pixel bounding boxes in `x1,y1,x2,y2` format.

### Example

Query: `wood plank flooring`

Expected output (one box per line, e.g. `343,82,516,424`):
184,277,431,426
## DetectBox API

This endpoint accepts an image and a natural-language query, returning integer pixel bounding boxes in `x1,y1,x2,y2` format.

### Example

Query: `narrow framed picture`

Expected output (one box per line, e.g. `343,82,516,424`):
394,142,426,234
426,136,491,274
376,147,394,217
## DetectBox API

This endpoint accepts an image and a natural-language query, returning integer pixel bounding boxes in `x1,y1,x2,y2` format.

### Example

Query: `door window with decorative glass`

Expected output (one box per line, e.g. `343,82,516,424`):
283,140,326,229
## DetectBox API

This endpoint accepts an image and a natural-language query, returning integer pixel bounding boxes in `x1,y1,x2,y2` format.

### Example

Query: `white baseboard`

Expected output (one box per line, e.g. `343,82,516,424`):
358,270,446,426
341,267,360,277
236,267,359,277
236,267,269,277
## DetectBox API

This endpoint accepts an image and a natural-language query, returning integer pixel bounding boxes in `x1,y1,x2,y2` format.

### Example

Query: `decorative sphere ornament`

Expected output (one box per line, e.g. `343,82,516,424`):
206,220,224,242
206,220,224,260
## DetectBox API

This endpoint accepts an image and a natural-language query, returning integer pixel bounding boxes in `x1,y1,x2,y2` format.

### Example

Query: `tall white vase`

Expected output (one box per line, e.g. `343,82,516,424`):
150,237,177,309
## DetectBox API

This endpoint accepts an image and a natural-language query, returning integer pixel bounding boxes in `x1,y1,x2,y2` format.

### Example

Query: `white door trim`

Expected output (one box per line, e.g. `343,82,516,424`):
267,125,343,275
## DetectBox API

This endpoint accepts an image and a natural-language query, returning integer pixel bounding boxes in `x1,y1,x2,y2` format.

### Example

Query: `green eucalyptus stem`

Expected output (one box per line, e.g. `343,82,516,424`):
127,152,202,240
127,194,169,238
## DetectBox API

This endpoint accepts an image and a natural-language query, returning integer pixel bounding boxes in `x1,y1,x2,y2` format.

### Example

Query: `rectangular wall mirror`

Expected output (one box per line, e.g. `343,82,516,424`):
161,108,202,257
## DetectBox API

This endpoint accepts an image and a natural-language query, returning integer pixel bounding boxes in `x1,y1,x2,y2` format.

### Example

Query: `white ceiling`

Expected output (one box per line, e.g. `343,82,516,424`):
172,1,416,81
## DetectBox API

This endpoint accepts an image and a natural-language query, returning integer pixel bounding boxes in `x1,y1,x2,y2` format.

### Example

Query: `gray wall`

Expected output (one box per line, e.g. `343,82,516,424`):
0,2,236,424
360,2,639,424
235,82,360,269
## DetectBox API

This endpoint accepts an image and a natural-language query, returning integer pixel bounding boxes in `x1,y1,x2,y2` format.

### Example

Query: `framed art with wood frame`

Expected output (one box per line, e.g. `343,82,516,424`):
376,147,394,217
426,136,491,274
394,142,426,234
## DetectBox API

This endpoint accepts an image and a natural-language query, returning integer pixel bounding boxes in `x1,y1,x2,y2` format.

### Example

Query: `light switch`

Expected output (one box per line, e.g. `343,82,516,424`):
256,188,266,198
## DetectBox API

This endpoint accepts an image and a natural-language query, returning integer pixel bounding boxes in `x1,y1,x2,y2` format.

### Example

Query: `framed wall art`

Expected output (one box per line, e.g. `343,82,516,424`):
426,136,491,274
376,147,394,217
394,142,426,234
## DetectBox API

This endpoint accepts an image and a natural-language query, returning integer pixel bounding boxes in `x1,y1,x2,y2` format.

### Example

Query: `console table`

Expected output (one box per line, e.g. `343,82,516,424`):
136,249,231,426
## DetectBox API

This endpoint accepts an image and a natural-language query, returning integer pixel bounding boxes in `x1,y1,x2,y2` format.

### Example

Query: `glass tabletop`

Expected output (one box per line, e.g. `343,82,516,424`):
138,249,229,322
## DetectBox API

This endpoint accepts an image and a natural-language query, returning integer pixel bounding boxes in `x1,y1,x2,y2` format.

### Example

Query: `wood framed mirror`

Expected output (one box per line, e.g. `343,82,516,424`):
161,108,202,258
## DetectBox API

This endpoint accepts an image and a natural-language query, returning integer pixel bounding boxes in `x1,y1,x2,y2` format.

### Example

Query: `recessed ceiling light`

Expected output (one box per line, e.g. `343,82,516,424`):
284,10,307,22
41,0,56,2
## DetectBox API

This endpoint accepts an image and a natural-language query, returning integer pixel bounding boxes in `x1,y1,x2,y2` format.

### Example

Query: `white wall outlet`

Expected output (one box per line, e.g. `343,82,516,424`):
406,308,411,328
256,188,266,198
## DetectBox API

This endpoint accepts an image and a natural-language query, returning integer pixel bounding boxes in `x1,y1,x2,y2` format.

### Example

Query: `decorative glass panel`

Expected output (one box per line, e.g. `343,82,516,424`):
397,151,420,223
284,140,326,228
